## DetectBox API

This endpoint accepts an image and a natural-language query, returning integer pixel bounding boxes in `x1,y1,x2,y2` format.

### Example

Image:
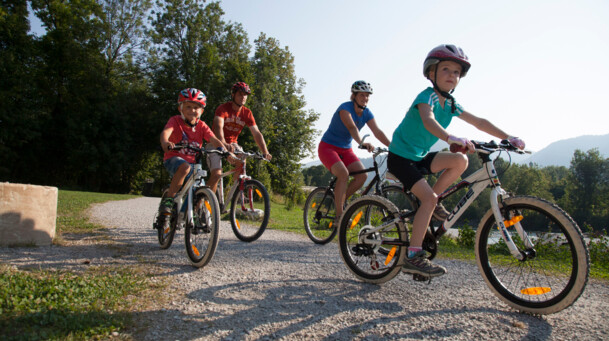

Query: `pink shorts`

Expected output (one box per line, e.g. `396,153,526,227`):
318,141,360,170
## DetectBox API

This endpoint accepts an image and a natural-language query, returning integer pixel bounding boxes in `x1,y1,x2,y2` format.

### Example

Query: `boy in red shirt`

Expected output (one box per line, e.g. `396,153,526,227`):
157,88,236,217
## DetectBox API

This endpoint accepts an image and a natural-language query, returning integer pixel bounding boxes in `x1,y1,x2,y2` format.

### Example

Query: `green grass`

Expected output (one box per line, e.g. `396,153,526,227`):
1,190,159,340
57,190,139,234
0,265,153,341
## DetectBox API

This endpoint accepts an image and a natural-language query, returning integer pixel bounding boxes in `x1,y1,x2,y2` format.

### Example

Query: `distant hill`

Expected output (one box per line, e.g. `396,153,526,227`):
515,134,609,167
301,134,609,170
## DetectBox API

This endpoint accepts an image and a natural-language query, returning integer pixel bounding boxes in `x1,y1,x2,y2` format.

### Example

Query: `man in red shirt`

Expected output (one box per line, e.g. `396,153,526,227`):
206,82,272,195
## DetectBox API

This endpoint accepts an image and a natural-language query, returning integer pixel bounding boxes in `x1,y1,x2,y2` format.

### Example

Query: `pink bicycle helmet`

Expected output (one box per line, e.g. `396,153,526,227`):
423,44,471,78
231,82,251,94
178,88,207,107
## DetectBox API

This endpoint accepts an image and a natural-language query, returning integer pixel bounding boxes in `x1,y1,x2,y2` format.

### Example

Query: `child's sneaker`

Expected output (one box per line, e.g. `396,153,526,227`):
432,203,450,221
401,250,446,277
158,197,174,214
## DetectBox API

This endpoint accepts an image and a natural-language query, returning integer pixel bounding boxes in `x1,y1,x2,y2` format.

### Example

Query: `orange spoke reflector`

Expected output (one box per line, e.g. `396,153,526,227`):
384,247,397,265
164,227,170,234
350,211,363,229
521,287,552,295
192,245,200,257
205,201,211,213
255,189,262,198
329,221,333,228
236,219,241,229
312,202,317,208
504,215,524,227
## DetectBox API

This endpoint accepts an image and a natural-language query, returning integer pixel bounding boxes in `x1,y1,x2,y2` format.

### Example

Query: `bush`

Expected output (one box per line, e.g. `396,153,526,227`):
457,224,475,249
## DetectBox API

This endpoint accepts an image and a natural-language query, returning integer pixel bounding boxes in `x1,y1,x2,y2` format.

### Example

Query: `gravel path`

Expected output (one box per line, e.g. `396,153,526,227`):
2,197,609,340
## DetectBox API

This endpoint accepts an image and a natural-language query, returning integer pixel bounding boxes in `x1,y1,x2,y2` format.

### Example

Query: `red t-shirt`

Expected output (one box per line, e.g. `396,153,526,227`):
163,115,215,163
212,102,256,144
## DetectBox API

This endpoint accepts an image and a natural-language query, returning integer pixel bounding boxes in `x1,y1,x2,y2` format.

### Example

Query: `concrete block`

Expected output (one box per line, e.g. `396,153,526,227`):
0,182,58,246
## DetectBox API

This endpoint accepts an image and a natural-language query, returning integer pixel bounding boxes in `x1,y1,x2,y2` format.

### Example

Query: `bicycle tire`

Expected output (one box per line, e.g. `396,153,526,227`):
157,188,177,249
303,187,338,244
229,179,270,242
338,195,408,284
475,195,589,314
185,187,220,268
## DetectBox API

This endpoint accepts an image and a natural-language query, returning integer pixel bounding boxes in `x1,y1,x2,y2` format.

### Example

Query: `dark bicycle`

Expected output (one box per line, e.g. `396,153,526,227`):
303,135,417,244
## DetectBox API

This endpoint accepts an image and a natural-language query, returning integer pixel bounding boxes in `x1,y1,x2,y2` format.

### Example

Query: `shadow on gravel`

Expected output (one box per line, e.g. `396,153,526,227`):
126,277,552,340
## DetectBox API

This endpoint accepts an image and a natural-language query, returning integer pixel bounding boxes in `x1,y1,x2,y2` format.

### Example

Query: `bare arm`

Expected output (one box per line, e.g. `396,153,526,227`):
249,125,271,160
418,103,452,141
339,110,366,145
365,118,391,147
458,110,510,140
160,126,174,153
212,116,232,150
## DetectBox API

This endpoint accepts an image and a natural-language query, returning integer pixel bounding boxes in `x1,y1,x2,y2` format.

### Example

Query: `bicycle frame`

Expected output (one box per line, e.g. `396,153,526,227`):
173,163,208,229
215,151,265,210
366,145,532,261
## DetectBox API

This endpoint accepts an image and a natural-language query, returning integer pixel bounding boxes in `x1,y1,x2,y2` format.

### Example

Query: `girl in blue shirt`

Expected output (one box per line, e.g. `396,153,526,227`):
318,81,391,222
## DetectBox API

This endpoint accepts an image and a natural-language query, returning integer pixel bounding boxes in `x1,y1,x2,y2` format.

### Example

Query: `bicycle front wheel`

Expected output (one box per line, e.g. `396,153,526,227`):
229,179,270,242
303,187,337,244
156,188,177,249
338,195,408,284
476,196,589,314
185,187,220,268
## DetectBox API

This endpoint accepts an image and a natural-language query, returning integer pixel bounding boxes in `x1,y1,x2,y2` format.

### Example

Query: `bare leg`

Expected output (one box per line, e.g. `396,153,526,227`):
409,179,437,248
429,152,468,194
330,161,349,218
207,168,222,194
168,163,191,197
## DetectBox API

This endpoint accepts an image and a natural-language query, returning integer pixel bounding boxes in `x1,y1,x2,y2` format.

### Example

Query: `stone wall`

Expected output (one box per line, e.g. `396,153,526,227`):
0,183,58,246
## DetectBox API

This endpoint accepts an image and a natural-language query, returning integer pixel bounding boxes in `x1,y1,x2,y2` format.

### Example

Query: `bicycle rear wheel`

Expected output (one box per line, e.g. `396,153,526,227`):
156,188,177,249
476,196,589,314
338,195,408,284
185,187,220,268
229,179,270,242
303,187,338,244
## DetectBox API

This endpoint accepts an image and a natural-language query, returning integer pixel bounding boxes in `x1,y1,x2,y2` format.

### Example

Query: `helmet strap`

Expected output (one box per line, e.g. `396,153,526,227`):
432,70,457,113
353,97,366,110
181,113,199,132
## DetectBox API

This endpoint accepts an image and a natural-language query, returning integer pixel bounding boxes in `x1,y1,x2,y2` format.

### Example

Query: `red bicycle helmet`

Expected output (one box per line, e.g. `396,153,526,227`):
423,44,471,78
231,82,251,94
178,88,207,107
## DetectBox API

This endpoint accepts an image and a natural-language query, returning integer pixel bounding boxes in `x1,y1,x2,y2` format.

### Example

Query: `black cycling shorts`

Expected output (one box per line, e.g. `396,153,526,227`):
387,151,437,191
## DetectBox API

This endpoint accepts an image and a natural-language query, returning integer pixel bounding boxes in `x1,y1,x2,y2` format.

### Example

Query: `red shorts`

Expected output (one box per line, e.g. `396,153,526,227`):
318,141,360,170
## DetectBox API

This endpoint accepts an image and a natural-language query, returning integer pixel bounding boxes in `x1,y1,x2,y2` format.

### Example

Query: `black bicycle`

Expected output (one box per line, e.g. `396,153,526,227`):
303,136,417,244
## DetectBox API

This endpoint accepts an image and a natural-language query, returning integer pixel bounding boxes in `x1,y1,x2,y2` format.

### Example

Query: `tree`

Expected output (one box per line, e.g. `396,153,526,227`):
249,33,319,195
302,165,333,187
0,0,41,180
564,149,609,231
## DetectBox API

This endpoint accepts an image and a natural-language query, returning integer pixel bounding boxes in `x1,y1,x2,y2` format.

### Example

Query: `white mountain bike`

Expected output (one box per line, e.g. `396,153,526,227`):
338,140,589,314
153,145,223,268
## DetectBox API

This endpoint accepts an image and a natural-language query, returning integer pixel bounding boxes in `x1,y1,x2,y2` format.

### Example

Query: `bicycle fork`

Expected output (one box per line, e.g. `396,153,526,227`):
490,188,534,261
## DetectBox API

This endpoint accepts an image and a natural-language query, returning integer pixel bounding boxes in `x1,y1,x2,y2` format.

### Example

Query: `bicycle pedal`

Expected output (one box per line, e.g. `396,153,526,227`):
413,274,430,282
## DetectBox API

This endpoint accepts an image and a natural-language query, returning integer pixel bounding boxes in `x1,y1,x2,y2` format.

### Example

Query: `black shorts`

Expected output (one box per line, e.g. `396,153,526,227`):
387,151,438,191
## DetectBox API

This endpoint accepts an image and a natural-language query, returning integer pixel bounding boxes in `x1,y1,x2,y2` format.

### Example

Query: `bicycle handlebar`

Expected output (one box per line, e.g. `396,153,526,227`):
472,140,531,155
233,150,269,162
168,144,230,157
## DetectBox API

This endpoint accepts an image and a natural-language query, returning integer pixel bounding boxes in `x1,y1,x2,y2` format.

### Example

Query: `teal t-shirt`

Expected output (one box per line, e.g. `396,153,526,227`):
389,87,464,161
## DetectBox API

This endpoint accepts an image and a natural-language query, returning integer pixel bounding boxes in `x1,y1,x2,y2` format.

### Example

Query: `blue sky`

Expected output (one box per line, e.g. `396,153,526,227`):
218,0,609,162
28,1,609,162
